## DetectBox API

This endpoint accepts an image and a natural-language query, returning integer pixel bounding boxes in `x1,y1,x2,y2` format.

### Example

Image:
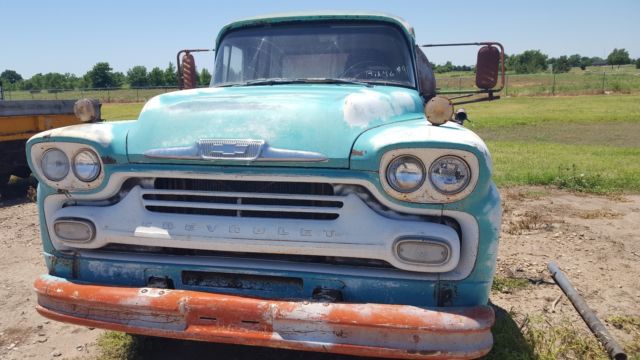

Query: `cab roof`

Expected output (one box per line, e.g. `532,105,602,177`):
215,11,415,47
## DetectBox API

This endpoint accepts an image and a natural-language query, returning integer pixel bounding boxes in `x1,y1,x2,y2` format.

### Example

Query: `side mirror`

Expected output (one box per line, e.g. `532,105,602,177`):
176,49,213,90
420,42,505,105
475,45,500,90
180,52,198,90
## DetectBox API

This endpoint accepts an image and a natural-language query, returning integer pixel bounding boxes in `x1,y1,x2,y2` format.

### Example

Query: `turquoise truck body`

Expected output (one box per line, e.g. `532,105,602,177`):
27,12,501,359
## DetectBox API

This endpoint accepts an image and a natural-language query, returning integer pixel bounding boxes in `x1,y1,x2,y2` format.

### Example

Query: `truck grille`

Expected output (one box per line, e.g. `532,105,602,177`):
142,178,342,220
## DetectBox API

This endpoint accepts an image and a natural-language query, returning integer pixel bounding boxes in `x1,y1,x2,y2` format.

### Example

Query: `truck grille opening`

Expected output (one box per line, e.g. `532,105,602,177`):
142,178,342,220
182,271,303,293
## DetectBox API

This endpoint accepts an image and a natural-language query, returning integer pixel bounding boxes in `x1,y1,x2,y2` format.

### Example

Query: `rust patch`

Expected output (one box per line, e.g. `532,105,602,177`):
351,149,366,156
100,155,117,164
34,275,495,359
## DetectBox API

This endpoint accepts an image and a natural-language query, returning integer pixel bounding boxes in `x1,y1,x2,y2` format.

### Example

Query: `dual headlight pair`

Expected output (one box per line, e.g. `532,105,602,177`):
386,155,471,196
41,148,101,182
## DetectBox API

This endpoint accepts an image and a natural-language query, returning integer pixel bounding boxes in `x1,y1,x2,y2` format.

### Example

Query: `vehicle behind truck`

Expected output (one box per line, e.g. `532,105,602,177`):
27,12,504,359
0,99,101,186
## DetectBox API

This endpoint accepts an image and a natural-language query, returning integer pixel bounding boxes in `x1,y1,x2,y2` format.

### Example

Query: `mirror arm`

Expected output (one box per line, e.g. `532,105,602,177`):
452,94,500,106
176,48,215,90
420,42,505,95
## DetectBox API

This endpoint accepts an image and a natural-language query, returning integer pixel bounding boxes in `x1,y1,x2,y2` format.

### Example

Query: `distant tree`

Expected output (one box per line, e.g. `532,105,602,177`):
85,62,118,88
607,48,631,68
636,58,640,69
44,72,66,89
148,67,165,86
434,61,453,73
590,56,607,66
112,72,126,87
0,69,23,84
579,56,593,70
164,62,177,86
508,50,548,74
552,56,571,73
199,68,212,86
567,54,582,68
26,73,46,90
127,66,148,87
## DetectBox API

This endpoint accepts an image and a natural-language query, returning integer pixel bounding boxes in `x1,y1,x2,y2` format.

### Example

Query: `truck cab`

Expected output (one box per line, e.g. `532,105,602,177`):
28,12,502,359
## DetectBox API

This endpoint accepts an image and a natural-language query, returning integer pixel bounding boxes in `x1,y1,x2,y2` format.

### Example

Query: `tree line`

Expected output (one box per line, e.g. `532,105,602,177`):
431,48,638,74
0,62,212,91
2,48,639,90
505,48,637,74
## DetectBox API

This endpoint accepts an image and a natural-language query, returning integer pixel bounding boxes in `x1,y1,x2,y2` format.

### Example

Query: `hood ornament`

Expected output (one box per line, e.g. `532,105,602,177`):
144,139,328,162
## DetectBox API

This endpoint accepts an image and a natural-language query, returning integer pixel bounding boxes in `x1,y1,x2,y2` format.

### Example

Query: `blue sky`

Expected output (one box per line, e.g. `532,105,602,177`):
2,0,639,77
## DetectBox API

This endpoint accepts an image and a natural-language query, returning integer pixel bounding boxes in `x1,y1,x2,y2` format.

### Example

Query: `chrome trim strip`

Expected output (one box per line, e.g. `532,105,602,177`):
144,139,328,162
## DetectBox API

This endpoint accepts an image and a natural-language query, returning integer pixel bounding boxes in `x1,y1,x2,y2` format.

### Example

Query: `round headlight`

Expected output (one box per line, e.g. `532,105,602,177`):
429,156,471,195
386,156,426,193
73,149,101,182
41,148,70,181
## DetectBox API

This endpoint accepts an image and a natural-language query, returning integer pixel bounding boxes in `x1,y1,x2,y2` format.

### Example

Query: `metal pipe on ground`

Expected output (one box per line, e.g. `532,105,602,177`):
547,261,627,360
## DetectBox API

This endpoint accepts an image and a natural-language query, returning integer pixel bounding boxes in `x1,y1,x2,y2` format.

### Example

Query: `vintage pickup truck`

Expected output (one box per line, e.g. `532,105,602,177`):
27,12,503,359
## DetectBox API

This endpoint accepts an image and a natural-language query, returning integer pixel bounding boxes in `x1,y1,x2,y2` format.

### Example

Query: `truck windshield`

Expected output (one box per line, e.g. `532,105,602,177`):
213,21,415,88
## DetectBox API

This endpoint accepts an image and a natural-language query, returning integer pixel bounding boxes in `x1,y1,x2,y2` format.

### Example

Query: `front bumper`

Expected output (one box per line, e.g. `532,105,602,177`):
35,275,494,359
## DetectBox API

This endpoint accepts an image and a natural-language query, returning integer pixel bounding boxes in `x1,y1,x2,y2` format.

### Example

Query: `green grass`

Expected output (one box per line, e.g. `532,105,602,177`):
492,276,530,293
95,332,139,360
102,102,144,121
464,94,640,193
607,315,640,358
483,309,609,360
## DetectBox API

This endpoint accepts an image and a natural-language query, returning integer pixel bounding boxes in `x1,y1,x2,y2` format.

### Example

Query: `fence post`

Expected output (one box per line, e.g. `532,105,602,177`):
601,72,606,93
136,88,139,102
107,88,111,103
458,77,462,90
552,73,556,96
505,75,508,96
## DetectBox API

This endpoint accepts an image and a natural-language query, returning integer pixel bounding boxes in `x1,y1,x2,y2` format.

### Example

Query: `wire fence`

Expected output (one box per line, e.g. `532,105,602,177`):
2,86,180,103
437,71,640,96
2,71,640,103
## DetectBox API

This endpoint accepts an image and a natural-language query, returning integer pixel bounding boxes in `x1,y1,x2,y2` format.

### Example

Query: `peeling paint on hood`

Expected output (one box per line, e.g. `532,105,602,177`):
127,85,424,168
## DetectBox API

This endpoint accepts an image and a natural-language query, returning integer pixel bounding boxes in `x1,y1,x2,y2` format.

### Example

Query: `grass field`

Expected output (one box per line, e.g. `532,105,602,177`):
466,94,640,193
102,93,640,193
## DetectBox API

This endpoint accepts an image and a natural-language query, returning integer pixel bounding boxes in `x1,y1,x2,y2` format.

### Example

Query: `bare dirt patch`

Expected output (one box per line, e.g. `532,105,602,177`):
0,185,638,359
493,187,640,357
0,192,100,360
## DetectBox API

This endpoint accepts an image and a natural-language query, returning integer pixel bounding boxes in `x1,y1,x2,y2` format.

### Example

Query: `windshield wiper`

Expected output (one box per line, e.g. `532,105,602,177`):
223,78,372,87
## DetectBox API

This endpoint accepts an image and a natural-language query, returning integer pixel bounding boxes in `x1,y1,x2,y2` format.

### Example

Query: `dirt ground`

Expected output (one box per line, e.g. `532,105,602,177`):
0,184,638,359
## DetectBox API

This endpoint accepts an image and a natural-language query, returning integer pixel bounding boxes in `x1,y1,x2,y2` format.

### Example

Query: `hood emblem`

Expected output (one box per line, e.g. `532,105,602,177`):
144,139,328,162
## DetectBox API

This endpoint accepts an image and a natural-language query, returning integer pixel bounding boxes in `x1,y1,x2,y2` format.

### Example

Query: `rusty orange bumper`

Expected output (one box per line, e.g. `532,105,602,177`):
34,275,494,359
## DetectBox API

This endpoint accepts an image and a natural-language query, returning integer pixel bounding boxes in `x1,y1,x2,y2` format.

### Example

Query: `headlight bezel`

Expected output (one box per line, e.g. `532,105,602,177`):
428,155,472,195
73,148,102,182
30,142,105,191
386,155,426,193
40,148,70,182
379,148,479,203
